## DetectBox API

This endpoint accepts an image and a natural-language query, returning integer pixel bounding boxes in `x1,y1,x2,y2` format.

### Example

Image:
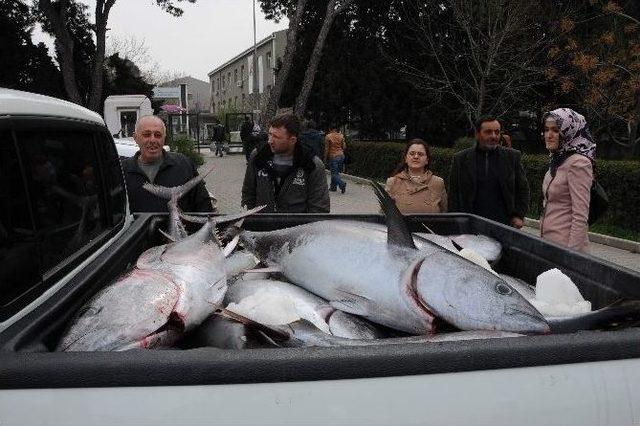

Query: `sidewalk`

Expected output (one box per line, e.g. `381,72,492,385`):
198,150,640,273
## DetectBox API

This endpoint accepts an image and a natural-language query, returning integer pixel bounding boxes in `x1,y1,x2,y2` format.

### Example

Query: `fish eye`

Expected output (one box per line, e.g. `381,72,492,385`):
495,282,513,296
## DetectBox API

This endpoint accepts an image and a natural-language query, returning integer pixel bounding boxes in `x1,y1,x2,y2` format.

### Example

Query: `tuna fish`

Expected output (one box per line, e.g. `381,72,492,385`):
57,220,228,351
235,182,550,335
238,318,524,348
225,279,384,339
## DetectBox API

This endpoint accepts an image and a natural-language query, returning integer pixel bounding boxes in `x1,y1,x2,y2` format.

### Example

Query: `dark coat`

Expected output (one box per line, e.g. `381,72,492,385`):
122,151,213,213
241,143,330,213
448,144,530,220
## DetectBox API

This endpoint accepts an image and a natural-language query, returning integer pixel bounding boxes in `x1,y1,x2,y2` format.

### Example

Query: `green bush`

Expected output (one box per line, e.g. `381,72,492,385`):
169,136,204,167
347,141,640,232
452,137,474,152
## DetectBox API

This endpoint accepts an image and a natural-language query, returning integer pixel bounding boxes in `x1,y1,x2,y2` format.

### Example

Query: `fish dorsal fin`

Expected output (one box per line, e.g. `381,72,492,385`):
370,180,416,249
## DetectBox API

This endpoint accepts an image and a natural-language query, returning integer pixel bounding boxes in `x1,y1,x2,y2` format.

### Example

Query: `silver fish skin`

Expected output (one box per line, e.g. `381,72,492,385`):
239,221,437,334
58,221,227,351
268,319,524,348
239,220,549,334
225,278,381,339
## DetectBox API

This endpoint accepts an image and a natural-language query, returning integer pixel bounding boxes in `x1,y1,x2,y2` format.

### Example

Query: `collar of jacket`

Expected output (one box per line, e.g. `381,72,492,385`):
122,150,174,175
254,142,317,173
396,170,434,185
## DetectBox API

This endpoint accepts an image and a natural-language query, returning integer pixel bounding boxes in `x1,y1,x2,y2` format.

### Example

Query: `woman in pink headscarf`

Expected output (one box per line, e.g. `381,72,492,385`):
540,108,596,253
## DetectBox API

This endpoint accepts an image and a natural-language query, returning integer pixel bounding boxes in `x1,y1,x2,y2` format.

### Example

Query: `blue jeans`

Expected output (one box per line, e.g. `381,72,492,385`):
329,155,346,190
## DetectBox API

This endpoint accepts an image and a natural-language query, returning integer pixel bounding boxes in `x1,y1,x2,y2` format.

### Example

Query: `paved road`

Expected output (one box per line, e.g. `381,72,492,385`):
199,150,640,273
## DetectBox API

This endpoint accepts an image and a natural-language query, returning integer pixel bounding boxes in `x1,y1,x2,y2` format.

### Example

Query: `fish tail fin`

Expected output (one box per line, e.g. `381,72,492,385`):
142,165,214,201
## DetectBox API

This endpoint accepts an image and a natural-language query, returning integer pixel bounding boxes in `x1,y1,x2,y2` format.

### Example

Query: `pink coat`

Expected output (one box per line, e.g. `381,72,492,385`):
540,155,593,252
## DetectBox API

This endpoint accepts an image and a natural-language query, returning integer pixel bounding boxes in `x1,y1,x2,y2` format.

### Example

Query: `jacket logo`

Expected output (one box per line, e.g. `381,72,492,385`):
258,170,269,178
292,169,305,186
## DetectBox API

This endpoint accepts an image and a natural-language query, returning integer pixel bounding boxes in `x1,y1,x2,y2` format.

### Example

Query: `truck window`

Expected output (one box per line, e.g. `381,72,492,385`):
98,133,126,226
0,131,43,318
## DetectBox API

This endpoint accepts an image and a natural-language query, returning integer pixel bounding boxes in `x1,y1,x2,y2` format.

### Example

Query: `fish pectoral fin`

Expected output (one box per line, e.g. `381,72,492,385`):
330,291,375,316
158,228,177,242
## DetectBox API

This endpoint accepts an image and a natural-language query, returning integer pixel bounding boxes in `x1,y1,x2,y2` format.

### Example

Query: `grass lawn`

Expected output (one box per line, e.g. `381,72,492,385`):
589,223,640,242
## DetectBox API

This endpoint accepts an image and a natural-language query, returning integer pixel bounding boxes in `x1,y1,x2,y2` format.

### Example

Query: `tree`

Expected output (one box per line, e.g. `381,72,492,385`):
260,0,308,123
546,0,640,153
383,0,567,127
36,0,196,111
103,53,154,100
293,0,354,117
0,0,63,97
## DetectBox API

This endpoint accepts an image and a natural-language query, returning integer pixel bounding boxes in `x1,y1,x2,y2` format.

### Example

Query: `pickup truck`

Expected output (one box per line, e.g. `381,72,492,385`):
1,88,640,426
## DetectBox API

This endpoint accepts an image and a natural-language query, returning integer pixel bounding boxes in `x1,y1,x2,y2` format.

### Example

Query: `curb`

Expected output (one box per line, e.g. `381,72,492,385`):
524,219,640,253
330,171,640,254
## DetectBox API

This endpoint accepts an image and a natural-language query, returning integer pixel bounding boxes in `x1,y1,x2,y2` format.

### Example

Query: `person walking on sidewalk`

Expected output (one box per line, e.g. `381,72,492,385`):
240,116,254,163
324,126,347,193
241,113,330,213
385,139,447,213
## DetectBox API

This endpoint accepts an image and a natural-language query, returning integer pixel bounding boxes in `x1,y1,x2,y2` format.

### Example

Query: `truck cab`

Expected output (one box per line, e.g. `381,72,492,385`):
0,88,131,333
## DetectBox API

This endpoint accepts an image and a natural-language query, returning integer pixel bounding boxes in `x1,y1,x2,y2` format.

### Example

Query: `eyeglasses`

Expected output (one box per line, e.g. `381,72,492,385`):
408,151,426,157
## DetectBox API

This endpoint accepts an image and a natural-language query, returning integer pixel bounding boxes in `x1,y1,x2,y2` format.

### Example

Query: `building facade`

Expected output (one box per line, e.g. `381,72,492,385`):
155,76,212,113
208,30,286,115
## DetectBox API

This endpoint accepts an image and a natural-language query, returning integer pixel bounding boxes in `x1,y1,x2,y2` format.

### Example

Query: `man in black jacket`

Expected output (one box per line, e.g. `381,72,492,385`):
241,113,330,213
448,116,529,228
122,115,214,213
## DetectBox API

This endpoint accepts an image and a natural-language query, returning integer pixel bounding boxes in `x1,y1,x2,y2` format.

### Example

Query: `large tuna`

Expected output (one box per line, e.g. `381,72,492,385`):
236,182,550,335
57,220,228,351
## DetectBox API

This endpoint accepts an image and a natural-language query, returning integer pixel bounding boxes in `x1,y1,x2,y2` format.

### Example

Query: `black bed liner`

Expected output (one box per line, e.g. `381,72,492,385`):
2,213,639,389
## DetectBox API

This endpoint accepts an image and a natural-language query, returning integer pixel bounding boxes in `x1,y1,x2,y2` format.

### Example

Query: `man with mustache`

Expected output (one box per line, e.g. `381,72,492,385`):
448,116,529,228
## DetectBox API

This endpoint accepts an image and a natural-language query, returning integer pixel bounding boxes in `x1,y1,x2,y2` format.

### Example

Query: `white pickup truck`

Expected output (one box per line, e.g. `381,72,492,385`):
1,88,640,426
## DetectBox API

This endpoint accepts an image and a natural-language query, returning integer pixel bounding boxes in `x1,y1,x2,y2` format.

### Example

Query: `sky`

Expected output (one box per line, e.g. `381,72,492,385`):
32,0,289,82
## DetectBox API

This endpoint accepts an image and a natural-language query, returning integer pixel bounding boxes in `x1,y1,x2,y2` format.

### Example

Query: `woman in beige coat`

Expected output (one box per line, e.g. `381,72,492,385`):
541,108,595,253
385,139,447,214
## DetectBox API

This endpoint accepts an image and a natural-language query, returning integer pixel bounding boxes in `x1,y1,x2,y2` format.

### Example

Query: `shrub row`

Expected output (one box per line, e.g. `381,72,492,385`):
346,141,640,232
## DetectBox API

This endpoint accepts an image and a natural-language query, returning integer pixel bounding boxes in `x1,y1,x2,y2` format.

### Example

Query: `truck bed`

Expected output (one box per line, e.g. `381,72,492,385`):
1,213,639,425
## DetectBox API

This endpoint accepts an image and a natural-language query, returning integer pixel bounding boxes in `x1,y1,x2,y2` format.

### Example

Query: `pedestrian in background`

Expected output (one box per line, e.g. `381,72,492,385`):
240,116,254,164
241,113,330,213
324,126,347,193
299,119,325,159
448,116,529,228
385,139,447,213
540,108,594,253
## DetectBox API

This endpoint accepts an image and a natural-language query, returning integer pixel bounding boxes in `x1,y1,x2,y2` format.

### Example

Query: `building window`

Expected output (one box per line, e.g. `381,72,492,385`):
241,65,245,80
222,75,225,89
266,51,272,68
234,96,238,106
241,93,246,106
234,69,238,82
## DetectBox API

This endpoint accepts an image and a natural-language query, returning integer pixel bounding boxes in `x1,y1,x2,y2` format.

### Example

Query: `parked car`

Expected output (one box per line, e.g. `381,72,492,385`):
1,88,640,426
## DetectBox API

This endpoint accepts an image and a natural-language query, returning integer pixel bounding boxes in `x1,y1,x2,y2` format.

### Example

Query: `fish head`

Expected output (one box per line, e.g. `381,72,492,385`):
414,251,550,334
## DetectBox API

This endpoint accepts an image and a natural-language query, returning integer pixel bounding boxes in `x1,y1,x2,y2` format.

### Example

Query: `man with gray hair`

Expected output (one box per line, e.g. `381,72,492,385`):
121,115,214,213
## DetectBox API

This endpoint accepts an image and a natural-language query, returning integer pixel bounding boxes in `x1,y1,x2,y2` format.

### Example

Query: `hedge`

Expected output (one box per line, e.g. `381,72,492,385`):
169,136,204,167
346,141,640,232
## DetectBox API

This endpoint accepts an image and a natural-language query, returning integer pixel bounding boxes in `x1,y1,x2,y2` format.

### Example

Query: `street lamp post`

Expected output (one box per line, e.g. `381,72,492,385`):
252,0,260,121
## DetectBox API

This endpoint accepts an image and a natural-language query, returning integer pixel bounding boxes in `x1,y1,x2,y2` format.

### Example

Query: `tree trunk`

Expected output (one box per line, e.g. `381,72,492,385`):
262,0,307,125
38,0,82,105
88,0,116,112
293,0,353,118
